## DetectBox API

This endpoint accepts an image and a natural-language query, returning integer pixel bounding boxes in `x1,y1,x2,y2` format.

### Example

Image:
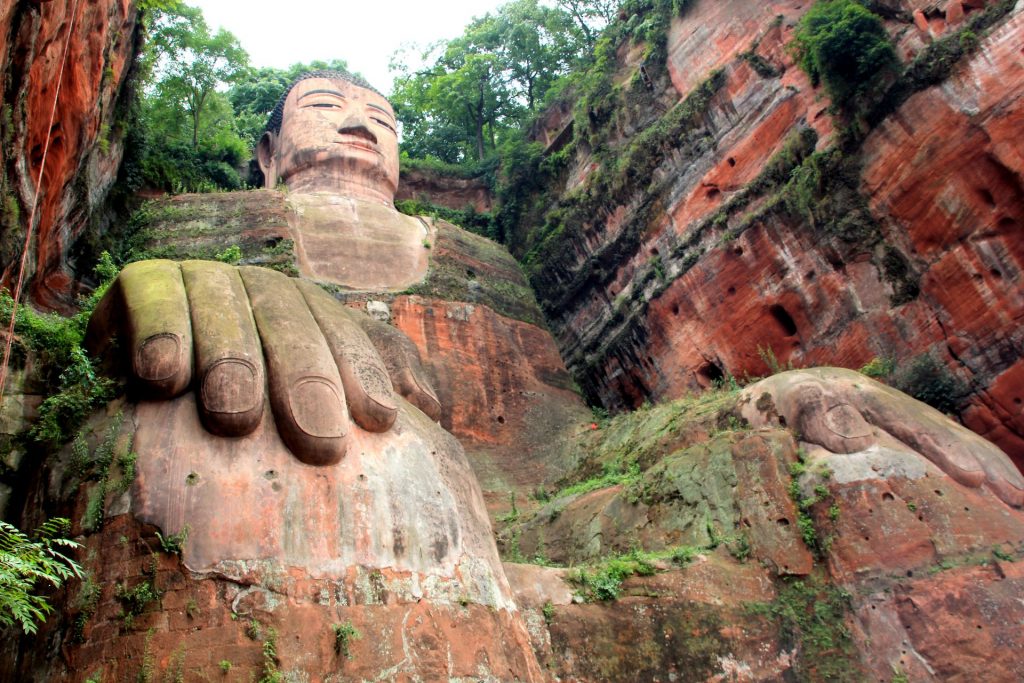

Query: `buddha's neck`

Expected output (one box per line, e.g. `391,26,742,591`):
282,170,395,206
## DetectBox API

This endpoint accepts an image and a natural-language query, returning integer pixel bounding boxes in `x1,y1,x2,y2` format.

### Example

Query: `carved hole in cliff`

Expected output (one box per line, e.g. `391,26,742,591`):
727,286,736,296
776,518,790,527
727,157,736,167
806,270,816,281
934,489,943,496
697,362,725,387
990,268,1004,279
733,245,744,256
650,247,659,257
907,570,913,577
778,415,787,427
671,303,680,315
768,304,798,337
918,514,924,522
864,536,870,542
1013,397,1021,405
496,415,505,424
264,237,281,249
976,187,997,208
882,492,895,502
964,507,970,512
706,187,720,200
466,269,476,278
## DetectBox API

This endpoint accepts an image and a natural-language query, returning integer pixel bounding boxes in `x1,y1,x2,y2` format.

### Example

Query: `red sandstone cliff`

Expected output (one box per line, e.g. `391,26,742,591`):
0,0,141,310
524,0,1024,467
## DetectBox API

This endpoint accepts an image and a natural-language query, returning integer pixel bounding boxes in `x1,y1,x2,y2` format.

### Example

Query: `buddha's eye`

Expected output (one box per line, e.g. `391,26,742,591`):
310,102,343,109
371,117,396,134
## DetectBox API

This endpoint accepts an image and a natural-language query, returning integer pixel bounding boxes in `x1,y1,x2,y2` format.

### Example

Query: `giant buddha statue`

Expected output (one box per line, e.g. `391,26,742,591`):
72,71,549,681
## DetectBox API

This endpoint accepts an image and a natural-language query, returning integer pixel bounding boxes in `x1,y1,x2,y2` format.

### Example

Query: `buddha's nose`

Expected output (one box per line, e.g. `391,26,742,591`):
338,113,377,145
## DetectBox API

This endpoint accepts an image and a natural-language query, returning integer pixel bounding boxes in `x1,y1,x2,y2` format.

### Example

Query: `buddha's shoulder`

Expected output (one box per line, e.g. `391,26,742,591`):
129,189,293,265
400,218,547,327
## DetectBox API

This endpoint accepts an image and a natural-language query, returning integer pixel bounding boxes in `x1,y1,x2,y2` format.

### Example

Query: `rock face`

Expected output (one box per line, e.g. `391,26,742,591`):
396,166,493,213
495,369,1024,681
522,0,1024,466
0,0,140,310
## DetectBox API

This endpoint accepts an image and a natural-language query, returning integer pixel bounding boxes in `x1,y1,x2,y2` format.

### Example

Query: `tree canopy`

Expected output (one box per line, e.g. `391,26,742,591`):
390,0,592,163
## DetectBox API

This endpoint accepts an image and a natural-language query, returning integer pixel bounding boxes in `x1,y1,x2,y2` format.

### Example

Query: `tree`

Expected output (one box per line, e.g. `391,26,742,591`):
790,0,896,111
0,518,81,634
134,3,252,192
555,0,620,48
390,0,587,163
146,4,249,149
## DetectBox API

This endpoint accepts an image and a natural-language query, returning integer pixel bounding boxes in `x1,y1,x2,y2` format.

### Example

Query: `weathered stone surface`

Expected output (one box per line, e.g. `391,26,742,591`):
392,295,590,505
0,0,140,309
541,560,791,682
396,166,493,212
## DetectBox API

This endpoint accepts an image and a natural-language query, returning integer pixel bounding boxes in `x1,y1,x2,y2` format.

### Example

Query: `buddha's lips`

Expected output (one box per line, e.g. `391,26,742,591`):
335,136,379,154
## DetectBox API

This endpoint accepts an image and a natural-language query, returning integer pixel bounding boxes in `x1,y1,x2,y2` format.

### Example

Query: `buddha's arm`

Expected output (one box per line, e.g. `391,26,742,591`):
86,259,441,464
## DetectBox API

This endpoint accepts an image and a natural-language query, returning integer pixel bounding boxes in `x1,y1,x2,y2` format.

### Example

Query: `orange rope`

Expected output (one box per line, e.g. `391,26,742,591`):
0,0,83,402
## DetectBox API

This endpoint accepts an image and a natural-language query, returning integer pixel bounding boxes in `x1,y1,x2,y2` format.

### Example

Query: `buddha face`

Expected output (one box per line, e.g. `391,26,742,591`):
259,77,401,203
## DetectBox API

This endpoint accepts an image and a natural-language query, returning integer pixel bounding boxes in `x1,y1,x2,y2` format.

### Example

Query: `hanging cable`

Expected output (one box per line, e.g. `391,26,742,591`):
0,0,83,402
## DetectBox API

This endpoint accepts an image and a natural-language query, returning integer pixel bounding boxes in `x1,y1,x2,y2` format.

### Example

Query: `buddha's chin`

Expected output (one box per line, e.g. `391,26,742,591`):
282,165,397,204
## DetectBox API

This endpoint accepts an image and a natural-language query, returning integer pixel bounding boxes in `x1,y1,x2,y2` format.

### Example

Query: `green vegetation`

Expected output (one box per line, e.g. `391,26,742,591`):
570,548,656,601
0,253,119,449
332,621,361,659
858,356,895,379
73,411,126,532
391,0,588,163
219,660,232,673
867,0,1017,128
746,574,859,681
552,459,641,500
115,575,160,629
0,518,82,634
790,0,896,111
155,525,190,555
892,353,966,415
395,198,495,239
213,244,242,264
259,627,282,683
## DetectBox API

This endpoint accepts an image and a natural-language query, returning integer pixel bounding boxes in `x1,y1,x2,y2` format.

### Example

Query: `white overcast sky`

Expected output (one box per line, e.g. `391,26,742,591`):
188,0,513,95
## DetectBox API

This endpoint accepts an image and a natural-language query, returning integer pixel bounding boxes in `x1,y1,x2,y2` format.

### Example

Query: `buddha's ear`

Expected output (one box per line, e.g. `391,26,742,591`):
257,132,278,189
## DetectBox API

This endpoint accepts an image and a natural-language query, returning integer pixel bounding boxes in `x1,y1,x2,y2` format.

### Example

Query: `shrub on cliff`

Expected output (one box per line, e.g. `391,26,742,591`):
790,0,896,111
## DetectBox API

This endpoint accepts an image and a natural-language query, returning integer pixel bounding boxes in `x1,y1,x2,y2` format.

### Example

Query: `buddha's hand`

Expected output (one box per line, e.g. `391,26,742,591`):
738,367,1024,508
85,260,441,465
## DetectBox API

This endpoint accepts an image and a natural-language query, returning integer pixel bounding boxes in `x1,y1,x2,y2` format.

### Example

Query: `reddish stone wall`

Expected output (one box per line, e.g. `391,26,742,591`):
529,0,1024,466
0,0,140,310
396,167,493,212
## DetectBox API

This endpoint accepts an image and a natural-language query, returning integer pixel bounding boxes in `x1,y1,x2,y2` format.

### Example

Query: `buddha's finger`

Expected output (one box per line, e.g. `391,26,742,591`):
295,281,397,433
355,314,442,422
117,260,193,398
239,266,349,465
981,455,1024,508
181,261,265,437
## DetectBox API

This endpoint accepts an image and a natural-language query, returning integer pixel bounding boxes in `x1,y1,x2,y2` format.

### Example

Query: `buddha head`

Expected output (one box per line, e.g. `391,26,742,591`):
257,70,400,204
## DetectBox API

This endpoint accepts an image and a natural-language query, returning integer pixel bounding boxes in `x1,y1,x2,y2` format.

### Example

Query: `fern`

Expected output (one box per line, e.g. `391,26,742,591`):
0,518,82,634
